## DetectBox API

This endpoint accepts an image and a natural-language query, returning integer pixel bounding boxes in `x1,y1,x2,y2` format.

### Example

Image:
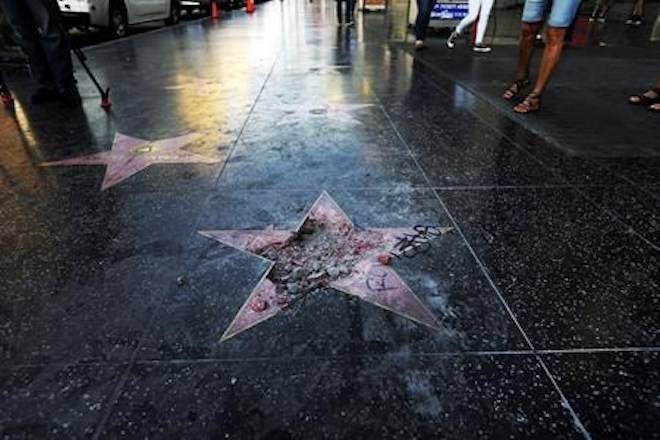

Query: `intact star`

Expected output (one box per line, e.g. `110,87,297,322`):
41,132,220,190
276,103,374,126
200,192,447,342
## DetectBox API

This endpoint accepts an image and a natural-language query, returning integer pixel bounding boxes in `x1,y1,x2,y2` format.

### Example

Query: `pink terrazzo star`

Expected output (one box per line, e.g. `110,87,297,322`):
41,132,220,190
200,192,450,342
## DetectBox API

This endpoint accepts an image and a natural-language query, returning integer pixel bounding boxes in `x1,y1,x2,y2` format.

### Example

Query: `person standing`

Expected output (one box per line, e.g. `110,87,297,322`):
625,0,644,25
0,0,80,106
446,0,495,53
337,0,356,26
414,0,437,49
501,0,581,113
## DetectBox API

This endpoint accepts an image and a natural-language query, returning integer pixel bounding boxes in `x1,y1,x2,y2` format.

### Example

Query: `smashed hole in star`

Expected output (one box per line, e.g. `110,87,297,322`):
200,192,450,342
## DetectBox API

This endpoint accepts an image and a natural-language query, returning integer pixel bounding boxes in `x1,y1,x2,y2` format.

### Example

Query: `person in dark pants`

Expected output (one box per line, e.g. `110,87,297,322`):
414,0,436,49
337,0,356,26
0,0,80,105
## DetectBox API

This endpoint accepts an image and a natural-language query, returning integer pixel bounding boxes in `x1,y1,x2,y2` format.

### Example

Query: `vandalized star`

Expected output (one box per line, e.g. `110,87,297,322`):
41,132,220,190
200,192,451,342
276,103,374,126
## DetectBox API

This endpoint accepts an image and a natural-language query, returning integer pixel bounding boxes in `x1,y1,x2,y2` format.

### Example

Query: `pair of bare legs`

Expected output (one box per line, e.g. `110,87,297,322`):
502,22,567,113
629,78,660,112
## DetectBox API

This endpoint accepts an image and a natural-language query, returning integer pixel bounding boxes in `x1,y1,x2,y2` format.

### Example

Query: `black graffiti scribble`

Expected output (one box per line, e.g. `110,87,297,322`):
366,268,396,292
390,225,452,259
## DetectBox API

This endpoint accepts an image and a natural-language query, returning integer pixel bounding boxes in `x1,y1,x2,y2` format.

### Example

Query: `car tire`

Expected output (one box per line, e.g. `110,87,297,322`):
166,0,181,25
108,0,128,38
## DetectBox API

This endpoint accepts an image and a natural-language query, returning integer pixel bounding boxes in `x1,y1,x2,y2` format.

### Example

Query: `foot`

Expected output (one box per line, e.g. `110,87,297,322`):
346,19,355,27
59,88,82,107
625,15,643,25
513,92,541,114
473,43,491,53
629,88,660,105
446,31,459,49
414,40,425,50
30,87,59,104
649,103,660,112
502,78,530,101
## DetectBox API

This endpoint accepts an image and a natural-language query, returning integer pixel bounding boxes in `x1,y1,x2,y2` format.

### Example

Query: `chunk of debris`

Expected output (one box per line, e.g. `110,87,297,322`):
251,299,268,312
377,254,392,266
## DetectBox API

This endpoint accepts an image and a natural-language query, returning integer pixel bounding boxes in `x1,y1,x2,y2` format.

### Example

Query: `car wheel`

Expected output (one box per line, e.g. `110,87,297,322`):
166,0,181,25
108,0,128,38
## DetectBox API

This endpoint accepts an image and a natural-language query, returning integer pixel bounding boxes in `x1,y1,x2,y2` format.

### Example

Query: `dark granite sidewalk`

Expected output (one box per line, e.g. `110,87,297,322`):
1,0,658,438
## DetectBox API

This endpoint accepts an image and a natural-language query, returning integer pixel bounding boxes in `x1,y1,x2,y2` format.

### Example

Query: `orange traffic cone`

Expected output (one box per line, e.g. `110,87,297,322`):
246,0,255,14
211,0,220,18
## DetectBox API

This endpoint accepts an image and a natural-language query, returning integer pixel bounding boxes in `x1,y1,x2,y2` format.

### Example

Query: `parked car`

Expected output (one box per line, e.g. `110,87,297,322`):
57,0,181,38
180,0,211,13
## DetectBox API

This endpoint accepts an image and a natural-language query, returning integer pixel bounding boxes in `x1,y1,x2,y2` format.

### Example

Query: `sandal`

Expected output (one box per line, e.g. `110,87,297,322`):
649,103,660,113
513,92,541,114
502,78,530,101
629,87,660,106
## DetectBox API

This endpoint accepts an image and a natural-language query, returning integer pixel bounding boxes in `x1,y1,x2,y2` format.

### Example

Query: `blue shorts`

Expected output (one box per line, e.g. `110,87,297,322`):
522,0,581,27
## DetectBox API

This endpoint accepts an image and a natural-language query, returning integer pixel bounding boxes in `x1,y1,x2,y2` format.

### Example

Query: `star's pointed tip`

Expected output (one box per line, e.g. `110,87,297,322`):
219,331,233,342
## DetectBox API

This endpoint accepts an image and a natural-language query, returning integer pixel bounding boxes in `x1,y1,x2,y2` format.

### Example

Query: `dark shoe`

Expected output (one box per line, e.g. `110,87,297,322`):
59,88,82,107
625,15,643,25
30,87,59,104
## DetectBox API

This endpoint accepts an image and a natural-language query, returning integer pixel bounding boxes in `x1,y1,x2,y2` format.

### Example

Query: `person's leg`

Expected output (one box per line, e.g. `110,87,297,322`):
502,20,542,99
626,0,644,24
447,0,479,47
529,27,565,95
517,22,542,80
0,0,56,92
414,0,435,42
347,0,355,23
455,0,481,35
514,0,580,112
24,0,77,92
475,0,495,44
337,0,344,23
632,0,644,16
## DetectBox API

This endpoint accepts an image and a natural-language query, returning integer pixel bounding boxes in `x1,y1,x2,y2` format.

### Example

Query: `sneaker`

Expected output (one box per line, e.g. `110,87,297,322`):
625,14,643,25
59,88,82,107
30,87,59,104
446,31,459,49
414,40,425,50
473,43,492,53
